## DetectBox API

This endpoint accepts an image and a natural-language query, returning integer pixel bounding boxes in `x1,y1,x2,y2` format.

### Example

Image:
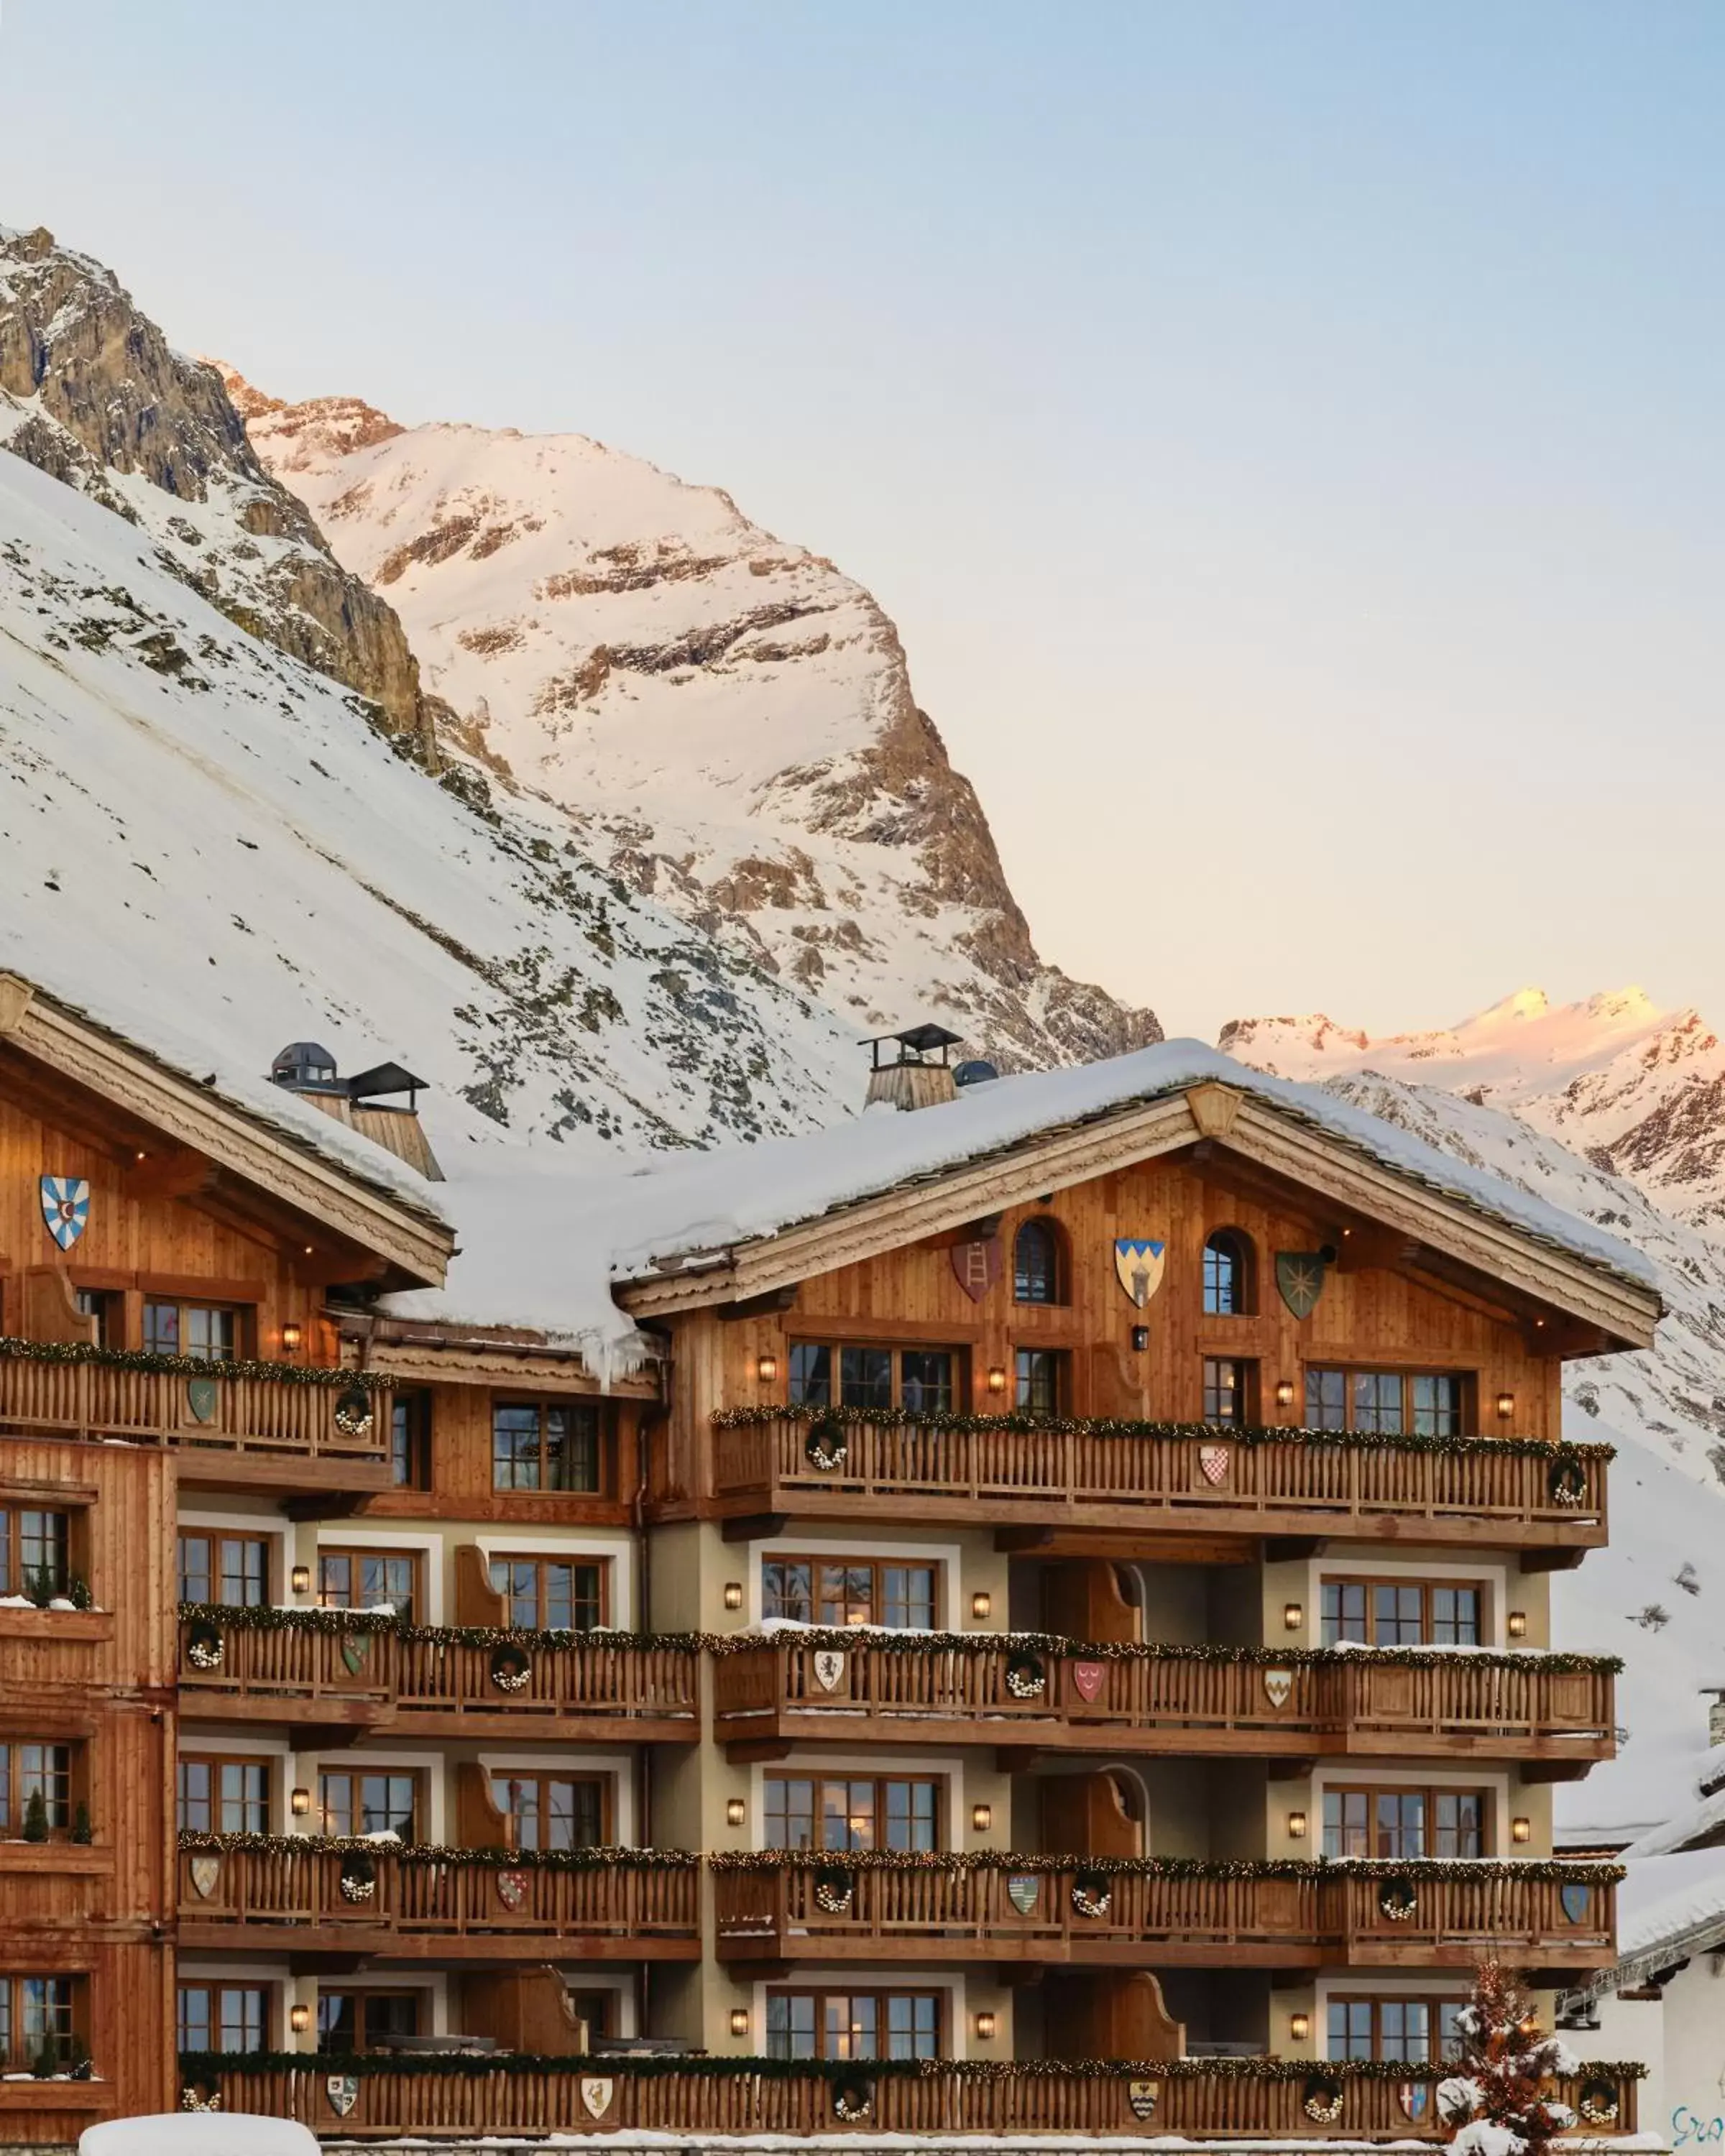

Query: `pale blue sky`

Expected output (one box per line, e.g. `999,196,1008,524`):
2,1,1719,1040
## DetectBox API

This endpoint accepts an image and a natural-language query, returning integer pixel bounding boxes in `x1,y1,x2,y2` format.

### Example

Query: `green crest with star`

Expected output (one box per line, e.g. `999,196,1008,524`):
1274,1251,1328,1319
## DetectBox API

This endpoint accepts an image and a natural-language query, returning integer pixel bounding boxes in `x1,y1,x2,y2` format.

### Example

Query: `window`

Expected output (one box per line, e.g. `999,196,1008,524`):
390,1392,431,1489
1013,1220,1062,1304
178,1984,267,2054
493,1772,607,1851
1202,1356,1252,1427
0,1975,77,2070
73,1289,116,1345
1320,1579,1484,1648
492,1402,602,1493
1202,1230,1254,1315
765,1775,941,1853
569,1988,616,2042
0,1744,73,1833
178,1531,269,1608
178,1755,270,1835
143,1300,237,1362
316,1989,421,2054
489,1556,605,1631
1322,1784,1490,1859
1014,1348,1067,1414
0,1509,68,1600
1328,1995,1465,2063
762,1557,937,1630
766,1989,941,2061
789,1342,960,1415
318,1548,420,1623
1305,1369,1467,1437
318,1770,419,1840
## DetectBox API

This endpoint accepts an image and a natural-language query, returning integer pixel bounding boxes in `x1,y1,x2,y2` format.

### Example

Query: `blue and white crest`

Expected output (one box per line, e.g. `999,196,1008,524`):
1113,1237,1166,1309
40,1176,90,1251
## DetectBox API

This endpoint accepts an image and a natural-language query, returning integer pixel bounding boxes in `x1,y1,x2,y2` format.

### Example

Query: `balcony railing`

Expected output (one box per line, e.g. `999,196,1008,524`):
713,1634,1619,1765
0,1339,389,1471
180,2055,1642,2141
178,1608,702,1740
710,1410,1611,1550
712,1854,1619,1972
177,1835,700,1958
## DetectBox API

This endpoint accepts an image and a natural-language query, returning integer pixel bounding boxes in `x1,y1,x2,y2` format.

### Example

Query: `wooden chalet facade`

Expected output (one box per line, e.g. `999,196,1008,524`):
0,987,1657,2144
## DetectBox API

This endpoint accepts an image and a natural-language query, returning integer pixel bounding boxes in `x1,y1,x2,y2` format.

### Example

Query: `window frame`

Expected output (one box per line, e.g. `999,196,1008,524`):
765,1985,944,2061
316,1766,423,1841
389,1391,433,1490
490,1399,605,1495
142,1298,243,1363
492,1769,610,1852
1013,1345,1069,1416
318,1547,423,1623
764,1772,945,1853
1202,1355,1256,1427
178,1529,271,1608
1321,1781,1494,1860
760,1554,941,1631
177,1981,269,2055
489,1553,607,1631
1303,1367,1473,1437
0,1973,81,2071
178,1751,272,1835
0,1507,72,1601
787,1340,967,1416
1319,1575,1487,1647
1325,1992,1466,2063
1012,1219,1065,1306
0,1741,78,1836
315,1986,424,2055
1202,1229,1256,1317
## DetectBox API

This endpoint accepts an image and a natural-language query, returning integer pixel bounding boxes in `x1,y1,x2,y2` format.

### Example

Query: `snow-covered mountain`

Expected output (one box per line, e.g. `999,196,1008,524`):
214,367,1160,1071
1223,987,1725,1234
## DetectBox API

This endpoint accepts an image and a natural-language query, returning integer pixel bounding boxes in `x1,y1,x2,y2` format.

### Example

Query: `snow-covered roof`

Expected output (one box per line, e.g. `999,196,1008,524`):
1564,1846,1725,2001
1619,1784,1725,1863
385,1038,1655,1378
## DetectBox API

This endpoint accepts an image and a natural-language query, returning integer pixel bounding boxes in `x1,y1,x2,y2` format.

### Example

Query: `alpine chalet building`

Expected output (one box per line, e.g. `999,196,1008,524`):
0,980,1655,2144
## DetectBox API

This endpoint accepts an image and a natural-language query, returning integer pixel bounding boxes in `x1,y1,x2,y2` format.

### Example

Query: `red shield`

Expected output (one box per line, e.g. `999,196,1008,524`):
496,1869,529,1910
1199,1444,1231,1486
1071,1661,1106,1704
952,1236,1002,1302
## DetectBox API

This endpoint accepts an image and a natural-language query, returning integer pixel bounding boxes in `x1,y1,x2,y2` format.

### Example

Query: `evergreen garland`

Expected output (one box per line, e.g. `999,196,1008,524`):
708,1850,1622,1884
172,1603,1619,1674
178,1830,696,1871
713,1401,1612,1463
0,1335,389,1388
182,2051,1645,2086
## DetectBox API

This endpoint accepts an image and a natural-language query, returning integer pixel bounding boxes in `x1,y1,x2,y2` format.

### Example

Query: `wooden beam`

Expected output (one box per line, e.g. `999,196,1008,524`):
722,1513,788,1544
122,1145,214,1202
714,1286,801,1323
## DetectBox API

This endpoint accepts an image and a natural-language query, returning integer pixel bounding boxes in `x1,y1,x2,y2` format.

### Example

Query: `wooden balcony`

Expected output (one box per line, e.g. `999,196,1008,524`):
180,2055,1642,2141
714,1634,1618,1774
712,1855,1619,1979
0,1340,391,1496
177,1835,700,1961
177,1608,701,1742
710,1412,1610,1558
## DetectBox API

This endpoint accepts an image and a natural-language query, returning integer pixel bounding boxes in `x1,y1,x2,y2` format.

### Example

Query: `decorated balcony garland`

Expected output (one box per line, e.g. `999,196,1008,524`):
0,1334,390,1388
713,1401,1614,1464
172,1603,1620,1676
708,1849,1622,1886
180,2051,1647,2086
178,1830,697,1871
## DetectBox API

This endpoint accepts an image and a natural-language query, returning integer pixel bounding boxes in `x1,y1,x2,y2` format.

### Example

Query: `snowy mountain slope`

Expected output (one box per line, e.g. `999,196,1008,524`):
0,441,860,1161
216,367,1162,1072
1306,1074,1725,1844
0,226,433,758
1223,987,1725,1233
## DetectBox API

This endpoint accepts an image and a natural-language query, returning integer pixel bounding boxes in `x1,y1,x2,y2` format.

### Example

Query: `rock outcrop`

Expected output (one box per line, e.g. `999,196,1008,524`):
0,225,434,760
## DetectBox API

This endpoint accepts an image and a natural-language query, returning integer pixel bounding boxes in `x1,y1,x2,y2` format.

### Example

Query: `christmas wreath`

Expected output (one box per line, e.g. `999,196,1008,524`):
1378,1876,1419,1922
1302,2078,1344,2123
490,1645,532,1693
1072,1870,1112,1919
1578,2079,1620,2126
814,1864,855,1915
832,2077,874,2121
804,1414,849,1471
185,1620,224,1671
339,1853,377,1904
1006,1652,1046,1700
334,1385,376,1438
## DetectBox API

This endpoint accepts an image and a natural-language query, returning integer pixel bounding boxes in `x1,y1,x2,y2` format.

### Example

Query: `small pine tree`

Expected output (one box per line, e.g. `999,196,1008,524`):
21,1789,49,1843
70,1802,93,1846
1439,1962,1580,2156
30,2034,59,2078
24,1565,53,1610
67,1573,92,1611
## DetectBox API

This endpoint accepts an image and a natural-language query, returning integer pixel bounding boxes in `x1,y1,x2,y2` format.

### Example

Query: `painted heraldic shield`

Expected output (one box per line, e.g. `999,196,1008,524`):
40,1175,90,1250
1113,1238,1166,1309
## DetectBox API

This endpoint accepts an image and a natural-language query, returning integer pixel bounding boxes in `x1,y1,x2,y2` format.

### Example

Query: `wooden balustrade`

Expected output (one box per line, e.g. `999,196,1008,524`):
177,1838,701,1960
178,1612,701,1739
0,1345,389,1470
711,1416,1609,1551
182,2058,1640,2142
712,1858,1617,1973
713,1636,1616,1766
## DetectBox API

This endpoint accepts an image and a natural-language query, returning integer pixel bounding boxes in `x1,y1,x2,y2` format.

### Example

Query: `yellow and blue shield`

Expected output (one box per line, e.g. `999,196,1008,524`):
1114,1238,1166,1309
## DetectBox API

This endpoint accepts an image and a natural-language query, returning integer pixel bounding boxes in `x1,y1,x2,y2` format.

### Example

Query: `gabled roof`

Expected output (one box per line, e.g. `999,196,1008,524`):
1562,1846,1725,2004
0,971,451,1286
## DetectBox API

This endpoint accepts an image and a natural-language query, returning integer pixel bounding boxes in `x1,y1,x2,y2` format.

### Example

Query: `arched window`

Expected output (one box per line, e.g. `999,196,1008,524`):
1202,1230,1255,1316
1013,1219,1062,1304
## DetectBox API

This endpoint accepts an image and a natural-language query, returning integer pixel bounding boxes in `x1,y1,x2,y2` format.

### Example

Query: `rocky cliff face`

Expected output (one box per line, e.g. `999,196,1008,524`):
0,226,434,759
220,371,1162,1072
1221,986,1725,1234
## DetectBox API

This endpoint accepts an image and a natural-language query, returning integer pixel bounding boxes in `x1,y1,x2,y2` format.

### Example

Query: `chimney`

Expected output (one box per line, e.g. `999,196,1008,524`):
862,1023,967,1112
269,1044,443,1181
1706,1689,1725,1750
